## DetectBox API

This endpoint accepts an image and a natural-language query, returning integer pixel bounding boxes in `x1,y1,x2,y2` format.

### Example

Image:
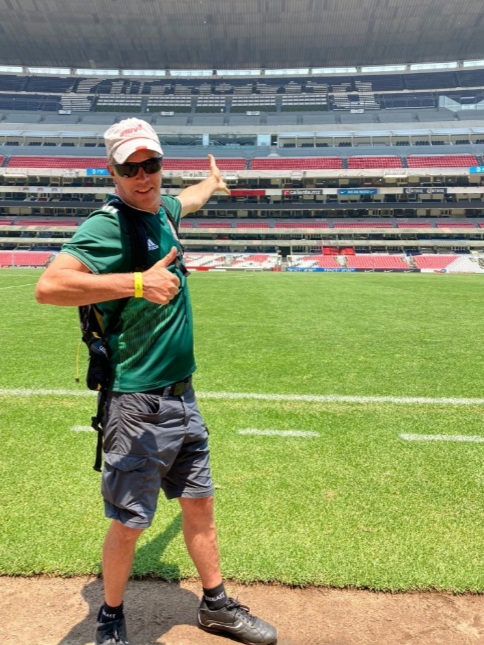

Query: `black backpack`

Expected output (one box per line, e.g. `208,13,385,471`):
78,201,149,393
77,197,182,470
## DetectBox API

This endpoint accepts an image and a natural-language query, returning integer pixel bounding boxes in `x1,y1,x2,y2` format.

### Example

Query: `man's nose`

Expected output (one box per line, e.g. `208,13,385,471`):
136,166,149,179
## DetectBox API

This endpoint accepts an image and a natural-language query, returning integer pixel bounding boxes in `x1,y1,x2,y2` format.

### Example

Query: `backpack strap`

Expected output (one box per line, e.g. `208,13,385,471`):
160,196,189,276
84,199,150,471
106,198,150,272
91,389,107,472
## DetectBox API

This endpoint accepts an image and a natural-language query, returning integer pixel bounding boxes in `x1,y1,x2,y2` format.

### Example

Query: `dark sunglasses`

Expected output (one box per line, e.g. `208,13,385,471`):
113,156,163,178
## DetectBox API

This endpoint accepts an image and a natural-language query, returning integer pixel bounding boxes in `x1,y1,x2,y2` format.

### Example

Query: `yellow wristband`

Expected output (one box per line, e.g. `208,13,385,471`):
133,272,143,298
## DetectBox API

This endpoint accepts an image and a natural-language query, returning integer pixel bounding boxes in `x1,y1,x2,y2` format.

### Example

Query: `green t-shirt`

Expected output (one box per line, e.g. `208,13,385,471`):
62,194,196,393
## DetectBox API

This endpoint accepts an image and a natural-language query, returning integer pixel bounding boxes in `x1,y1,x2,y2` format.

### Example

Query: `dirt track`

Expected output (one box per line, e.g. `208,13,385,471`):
0,576,483,645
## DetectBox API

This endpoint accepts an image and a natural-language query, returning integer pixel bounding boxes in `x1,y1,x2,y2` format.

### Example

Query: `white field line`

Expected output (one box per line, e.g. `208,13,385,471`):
199,392,484,405
2,388,484,406
69,425,320,436
71,425,95,432
238,429,319,437
400,433,484,443
0,388,96,396
0,283,36,290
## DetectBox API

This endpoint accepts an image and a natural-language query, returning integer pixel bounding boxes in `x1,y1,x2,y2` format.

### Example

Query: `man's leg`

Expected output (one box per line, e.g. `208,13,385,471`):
95,520,144,644
102,519,144,606
178,496,222,588
180,496,277,644
173,390,276,643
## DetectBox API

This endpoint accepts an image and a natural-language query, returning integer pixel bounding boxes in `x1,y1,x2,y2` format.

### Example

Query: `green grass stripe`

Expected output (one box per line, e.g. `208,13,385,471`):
1,270,484,591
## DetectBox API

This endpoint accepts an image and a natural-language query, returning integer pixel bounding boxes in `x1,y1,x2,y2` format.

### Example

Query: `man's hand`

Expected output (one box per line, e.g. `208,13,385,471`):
208,153,231,195
142,247,181,304
178,154,231,217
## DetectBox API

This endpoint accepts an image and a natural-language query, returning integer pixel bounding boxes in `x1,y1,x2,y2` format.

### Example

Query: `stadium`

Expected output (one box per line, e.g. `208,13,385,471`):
1,2,484,644
2,1,484,272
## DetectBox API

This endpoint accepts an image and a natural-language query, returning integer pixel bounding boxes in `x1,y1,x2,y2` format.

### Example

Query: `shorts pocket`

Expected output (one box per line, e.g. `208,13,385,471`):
102,453,148,513
104,452,147,472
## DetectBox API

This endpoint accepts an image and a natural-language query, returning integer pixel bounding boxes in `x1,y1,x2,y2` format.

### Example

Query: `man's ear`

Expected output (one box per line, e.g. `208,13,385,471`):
107,162,116,180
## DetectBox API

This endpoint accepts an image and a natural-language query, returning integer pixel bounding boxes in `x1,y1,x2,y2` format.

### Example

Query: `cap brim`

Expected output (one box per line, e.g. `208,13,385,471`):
111,138,163,163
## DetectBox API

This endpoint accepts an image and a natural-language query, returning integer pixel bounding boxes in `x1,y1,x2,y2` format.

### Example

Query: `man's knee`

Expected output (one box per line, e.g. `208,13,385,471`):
179,496,215,525
109,519,145,543
180,495,214,511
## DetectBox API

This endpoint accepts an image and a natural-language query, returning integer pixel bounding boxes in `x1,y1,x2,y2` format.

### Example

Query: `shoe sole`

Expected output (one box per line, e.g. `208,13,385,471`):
197,621,277,645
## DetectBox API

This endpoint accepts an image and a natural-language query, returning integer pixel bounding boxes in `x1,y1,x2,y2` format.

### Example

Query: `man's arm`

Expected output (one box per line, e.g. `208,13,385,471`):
177,154,231,218
35,247,181,307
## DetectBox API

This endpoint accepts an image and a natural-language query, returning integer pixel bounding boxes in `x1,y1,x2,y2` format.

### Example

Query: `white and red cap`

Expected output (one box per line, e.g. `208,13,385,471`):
104,118,163,163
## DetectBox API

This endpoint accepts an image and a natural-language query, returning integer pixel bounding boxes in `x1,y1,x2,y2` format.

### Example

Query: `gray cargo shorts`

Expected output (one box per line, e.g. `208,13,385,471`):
101,384,213,529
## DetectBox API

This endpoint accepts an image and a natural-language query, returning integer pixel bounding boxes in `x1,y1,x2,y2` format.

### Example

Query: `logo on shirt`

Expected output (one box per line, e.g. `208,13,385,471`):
147,238,159,251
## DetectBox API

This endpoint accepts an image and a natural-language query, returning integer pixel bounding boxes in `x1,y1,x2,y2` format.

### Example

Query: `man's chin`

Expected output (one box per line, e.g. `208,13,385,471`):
134,194,160,212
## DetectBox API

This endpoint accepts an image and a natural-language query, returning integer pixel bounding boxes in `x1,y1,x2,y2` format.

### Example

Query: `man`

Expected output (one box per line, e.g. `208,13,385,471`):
35,118,277,645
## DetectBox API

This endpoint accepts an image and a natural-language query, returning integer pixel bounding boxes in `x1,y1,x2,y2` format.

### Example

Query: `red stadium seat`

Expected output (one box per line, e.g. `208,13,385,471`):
274,220,329,228
197,221,231,228
6,156,107,169
315,256,340,268
15,219,77,226
0,251,55,267
235,221,270,228
230,254,271,267
290,255,341,268
347,156,403,169
412,255,458,269
333,221,394,228
435,221,476,228
397,221,433,228
345,255,411,269
163,158,246,170
406,155,478,168
250,157,342,170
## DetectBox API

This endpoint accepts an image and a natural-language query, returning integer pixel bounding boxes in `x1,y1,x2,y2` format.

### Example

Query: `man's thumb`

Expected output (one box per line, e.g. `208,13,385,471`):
158,246,178,268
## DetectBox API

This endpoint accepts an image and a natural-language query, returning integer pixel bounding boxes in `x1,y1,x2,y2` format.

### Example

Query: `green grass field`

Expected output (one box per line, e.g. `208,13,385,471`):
1,269,483,591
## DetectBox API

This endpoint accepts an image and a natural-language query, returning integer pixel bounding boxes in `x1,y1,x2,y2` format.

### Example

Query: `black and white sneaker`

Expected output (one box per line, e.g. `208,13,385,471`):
197,597,277,645
95,607,130,644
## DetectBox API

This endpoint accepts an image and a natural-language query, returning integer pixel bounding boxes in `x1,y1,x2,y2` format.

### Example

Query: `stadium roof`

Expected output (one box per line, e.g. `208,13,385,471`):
1,0,484,71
